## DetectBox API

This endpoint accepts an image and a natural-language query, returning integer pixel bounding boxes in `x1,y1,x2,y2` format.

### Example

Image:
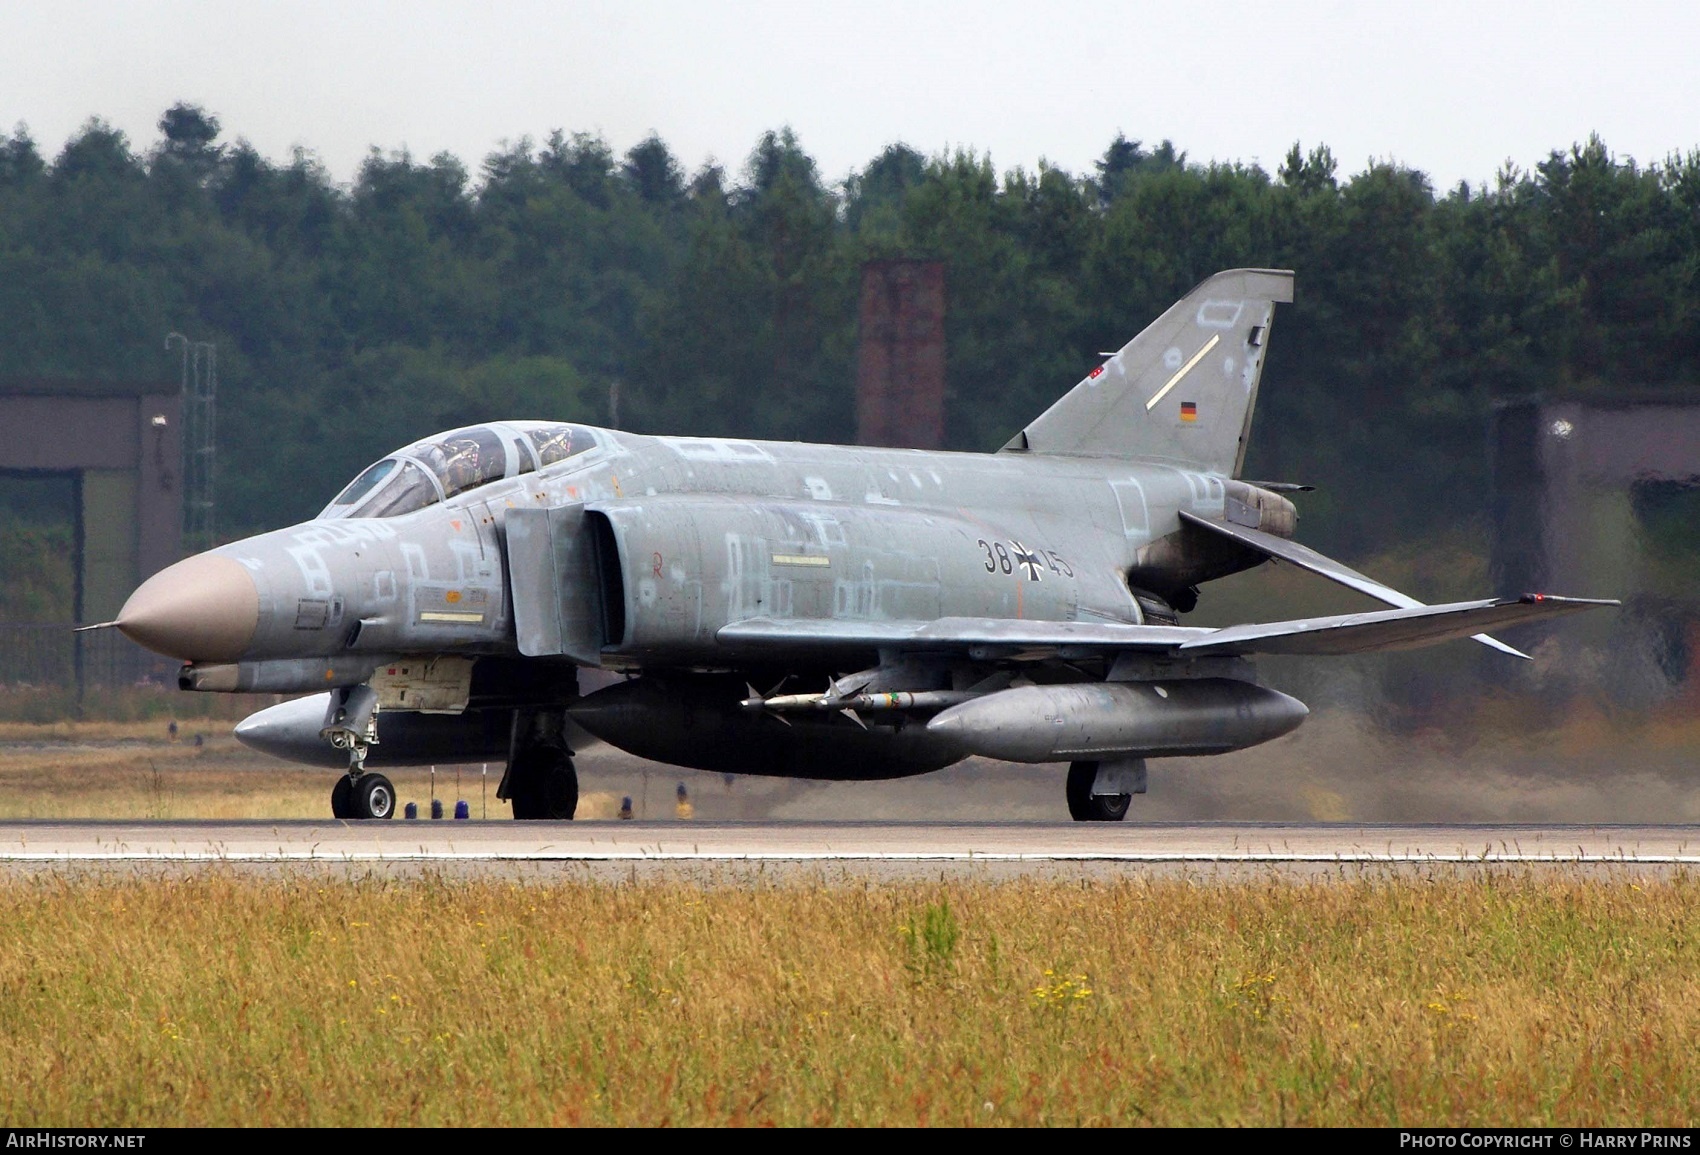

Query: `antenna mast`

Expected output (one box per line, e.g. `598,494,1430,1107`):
166,333,216,553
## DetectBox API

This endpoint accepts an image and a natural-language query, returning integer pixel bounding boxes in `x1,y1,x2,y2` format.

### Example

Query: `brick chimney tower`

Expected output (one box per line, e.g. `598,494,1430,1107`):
855,259,946,448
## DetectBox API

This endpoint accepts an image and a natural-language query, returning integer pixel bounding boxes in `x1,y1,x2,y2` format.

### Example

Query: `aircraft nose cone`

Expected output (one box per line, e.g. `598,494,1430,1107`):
117,554,259,662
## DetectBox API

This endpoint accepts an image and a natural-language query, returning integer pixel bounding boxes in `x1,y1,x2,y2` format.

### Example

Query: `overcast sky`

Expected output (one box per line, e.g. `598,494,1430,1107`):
4,1,1697,192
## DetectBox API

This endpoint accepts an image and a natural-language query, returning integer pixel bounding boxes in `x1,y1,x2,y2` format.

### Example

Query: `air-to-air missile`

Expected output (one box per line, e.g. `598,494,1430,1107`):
105,269,1617,821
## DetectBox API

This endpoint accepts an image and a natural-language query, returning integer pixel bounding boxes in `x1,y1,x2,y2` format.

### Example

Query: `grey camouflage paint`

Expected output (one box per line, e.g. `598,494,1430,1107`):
116,269,1615,796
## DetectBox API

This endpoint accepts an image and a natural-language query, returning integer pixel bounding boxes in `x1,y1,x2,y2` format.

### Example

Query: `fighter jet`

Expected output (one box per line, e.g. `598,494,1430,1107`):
109,268,1615,820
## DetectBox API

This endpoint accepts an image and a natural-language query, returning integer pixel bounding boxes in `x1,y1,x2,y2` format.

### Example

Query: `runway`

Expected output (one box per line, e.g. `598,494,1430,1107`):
0,820,1696,871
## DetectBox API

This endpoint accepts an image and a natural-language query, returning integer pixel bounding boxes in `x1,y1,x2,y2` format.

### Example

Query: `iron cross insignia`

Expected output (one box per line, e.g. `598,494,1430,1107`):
1009,540,1045,581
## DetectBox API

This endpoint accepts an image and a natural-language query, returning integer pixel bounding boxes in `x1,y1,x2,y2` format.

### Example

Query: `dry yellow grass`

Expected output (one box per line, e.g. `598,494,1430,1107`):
0,873,1694,1126
0,735,358,820
0,721,182,743
5,694,1700,824
0,727,724,821
0,727,531,820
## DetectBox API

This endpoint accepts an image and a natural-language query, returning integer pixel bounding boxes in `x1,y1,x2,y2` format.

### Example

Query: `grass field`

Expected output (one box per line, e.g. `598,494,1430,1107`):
0,725,636,821
5,698,1700,825
1,715,1698,1126
0,872,1694,1126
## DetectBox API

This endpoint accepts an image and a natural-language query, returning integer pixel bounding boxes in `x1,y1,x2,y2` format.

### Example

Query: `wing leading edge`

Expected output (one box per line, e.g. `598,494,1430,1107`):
716,595,1615,660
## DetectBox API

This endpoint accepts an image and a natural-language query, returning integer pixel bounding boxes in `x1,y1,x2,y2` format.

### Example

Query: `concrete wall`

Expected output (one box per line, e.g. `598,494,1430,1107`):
1492,395,1700,702
1493,396,1700,595
0,386,181,622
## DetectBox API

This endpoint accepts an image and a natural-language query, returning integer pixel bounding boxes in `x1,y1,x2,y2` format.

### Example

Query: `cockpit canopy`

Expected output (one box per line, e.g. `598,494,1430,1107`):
318,421,599,519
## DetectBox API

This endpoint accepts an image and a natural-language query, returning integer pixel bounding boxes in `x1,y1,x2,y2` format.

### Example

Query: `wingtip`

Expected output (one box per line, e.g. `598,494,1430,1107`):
1518,593,1623,608
1480,593,1621,659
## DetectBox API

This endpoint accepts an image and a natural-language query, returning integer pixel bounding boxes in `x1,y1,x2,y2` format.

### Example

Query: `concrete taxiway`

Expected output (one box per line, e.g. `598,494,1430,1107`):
0,821,1695,880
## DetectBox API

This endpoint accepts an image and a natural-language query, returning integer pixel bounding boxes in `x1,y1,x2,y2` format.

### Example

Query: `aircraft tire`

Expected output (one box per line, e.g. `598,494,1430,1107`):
1066,761,1132,822
509,748,578,820
351,773,397,820
331,774,355,819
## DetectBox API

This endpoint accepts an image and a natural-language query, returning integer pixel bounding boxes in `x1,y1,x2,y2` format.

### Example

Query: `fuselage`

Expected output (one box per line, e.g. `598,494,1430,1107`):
107,268,1602,820
112,269,1359,813
162,425,1258,676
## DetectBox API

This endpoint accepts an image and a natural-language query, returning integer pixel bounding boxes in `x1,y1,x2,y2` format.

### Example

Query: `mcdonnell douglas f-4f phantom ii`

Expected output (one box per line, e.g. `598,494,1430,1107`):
108,268,1615,820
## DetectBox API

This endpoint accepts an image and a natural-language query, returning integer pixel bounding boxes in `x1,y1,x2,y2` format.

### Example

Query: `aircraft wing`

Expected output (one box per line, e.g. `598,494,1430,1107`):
716,595,1614,660
1172,595,1615,656
716,617,1211,657
1177,511,1533,659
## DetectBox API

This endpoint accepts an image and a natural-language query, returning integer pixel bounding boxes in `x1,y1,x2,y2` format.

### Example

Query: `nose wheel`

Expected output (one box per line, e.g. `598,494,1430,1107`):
331,772,396,820
320,684,396,819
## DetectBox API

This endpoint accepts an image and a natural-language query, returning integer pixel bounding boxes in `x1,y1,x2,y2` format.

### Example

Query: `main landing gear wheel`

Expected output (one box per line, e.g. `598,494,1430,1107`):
509,748,578,820
1067,761,1131,822
331,774,354,819
332,773,396,820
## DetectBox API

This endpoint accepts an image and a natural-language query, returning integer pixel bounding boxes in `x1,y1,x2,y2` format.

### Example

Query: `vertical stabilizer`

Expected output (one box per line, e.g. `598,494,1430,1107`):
1002,268,1293,474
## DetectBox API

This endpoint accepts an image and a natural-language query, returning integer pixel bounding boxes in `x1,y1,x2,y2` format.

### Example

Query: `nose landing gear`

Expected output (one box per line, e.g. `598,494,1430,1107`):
331,771,397,820
321,684,395,820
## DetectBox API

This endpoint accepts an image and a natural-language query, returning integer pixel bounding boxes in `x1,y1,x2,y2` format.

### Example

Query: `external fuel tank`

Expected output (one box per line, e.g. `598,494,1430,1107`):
924,679,1307,762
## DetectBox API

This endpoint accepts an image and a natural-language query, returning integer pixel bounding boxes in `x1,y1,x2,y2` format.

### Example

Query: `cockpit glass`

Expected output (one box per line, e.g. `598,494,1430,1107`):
327,458,397,508
320,422,587,520
402,426,508,499
349,460,438,518
526,424,594,466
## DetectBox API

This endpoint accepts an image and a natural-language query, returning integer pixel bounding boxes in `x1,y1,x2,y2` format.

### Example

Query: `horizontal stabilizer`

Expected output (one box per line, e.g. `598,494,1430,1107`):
1178,512,1533,658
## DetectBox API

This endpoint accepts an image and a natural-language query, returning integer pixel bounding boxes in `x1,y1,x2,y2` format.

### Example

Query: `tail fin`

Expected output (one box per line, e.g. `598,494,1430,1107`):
1001,268,1293,474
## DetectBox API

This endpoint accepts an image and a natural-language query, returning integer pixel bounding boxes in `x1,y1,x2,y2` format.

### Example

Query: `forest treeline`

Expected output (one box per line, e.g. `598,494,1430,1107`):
2,104,1698,554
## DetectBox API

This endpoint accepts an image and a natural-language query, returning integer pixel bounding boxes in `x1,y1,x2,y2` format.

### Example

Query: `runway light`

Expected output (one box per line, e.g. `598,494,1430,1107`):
454,800,470,820
431,798,444,820
404,802,417,820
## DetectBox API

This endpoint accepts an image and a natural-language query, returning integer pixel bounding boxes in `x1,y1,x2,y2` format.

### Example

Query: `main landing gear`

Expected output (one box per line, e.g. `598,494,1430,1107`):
498,706,579,820
1066,758,1147,822
507,746,578,820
